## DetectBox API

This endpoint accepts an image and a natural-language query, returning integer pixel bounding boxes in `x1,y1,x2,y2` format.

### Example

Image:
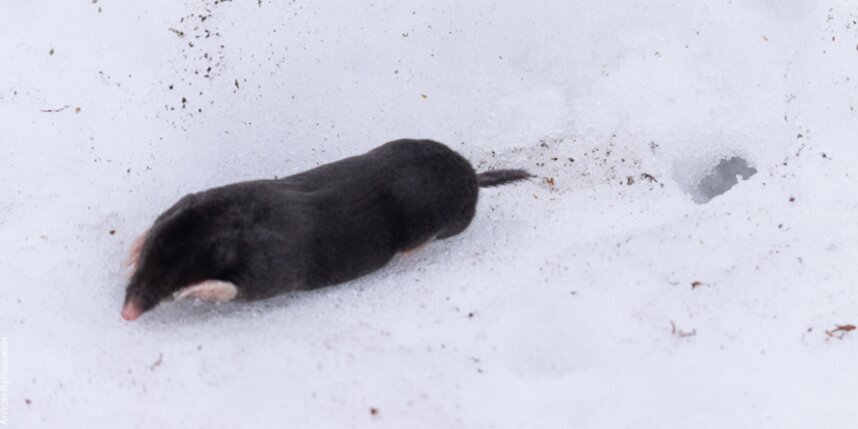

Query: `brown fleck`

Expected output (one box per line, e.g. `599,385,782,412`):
420,94,428,99
40,105,70,113
544,177,556,190
789,196,795,202
826,324,856,339
626,176,635,185
370,407,379,416
150,352,163,370
109,229,116,235
25,399,32,405
691,281,703,289
670,320,696,338
641,173,658,183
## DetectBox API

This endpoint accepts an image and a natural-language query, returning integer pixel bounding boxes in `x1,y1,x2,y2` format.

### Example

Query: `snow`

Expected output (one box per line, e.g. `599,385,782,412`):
2,0,857,427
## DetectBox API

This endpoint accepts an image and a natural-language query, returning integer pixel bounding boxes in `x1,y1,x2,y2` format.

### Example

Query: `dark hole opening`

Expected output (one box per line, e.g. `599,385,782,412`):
694,156,757,204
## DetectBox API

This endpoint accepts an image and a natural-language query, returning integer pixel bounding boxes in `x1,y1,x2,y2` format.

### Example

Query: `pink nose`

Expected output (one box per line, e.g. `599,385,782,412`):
121,301,142,321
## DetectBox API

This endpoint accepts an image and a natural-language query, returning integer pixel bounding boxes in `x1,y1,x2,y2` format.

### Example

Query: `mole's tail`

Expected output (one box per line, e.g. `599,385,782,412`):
477,169,534,188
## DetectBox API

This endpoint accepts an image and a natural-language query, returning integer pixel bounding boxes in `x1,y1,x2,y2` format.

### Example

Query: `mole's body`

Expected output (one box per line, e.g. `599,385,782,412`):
122,139,530,320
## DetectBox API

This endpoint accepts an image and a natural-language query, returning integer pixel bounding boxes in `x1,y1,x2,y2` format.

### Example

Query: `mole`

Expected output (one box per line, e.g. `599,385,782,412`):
122,139,532,320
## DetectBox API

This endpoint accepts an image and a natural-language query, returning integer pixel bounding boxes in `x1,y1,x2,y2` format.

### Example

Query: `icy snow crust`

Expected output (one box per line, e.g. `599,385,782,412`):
1,0,857,427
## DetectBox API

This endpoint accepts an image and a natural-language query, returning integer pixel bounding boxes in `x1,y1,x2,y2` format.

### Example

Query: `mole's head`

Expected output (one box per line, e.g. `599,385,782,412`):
122,196,239,321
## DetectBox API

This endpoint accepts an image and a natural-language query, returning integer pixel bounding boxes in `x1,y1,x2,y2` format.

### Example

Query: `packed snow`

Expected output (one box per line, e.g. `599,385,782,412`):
1,0,857,427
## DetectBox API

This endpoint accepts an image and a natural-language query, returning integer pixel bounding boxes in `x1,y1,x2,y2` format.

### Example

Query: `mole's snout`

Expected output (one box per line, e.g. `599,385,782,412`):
121,288,154,321
121,297,143,321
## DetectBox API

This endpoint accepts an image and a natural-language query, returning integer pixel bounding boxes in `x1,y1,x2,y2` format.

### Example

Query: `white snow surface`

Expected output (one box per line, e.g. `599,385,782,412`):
2,1,858,427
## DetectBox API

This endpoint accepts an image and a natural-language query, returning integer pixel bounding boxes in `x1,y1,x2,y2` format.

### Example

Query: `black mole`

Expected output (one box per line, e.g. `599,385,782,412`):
122,139,531,320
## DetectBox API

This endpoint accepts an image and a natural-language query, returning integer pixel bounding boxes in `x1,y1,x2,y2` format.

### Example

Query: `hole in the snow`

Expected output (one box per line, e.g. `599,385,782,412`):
692,156,757,204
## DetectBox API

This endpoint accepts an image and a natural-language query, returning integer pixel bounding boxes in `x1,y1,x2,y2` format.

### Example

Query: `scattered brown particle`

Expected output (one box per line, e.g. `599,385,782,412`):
826,324,856,339
25,399,32,405
40,105,70,113
467,312,474,318
109,229,116,235
789,196,795,202
544,177,556,190
150,353,163,370
420,94,428,99
74,107,81,113
691,281,703,289
169,28,185,38
641,173,658,183
670,320,696,338
370,407,379,416
626,176,635,185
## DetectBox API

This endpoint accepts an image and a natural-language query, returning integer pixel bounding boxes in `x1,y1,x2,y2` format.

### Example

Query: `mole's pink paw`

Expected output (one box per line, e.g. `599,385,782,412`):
173,280,238,303
126,232,147,270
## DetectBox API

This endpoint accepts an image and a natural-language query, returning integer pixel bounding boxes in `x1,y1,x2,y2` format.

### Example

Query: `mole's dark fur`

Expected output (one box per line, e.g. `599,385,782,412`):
124,139,531,318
